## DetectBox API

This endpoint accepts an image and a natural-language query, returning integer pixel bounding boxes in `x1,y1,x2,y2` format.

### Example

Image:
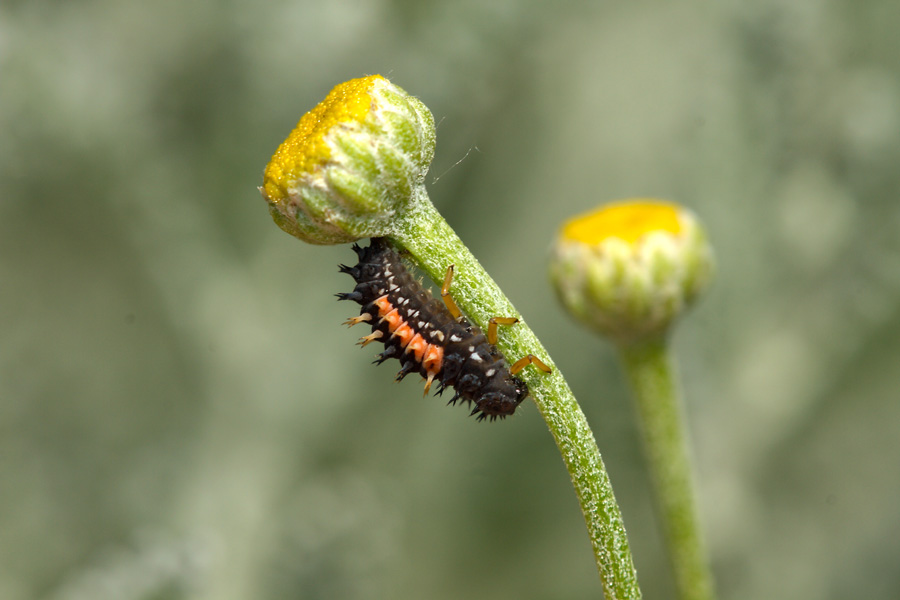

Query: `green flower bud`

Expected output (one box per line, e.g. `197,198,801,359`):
549,199,714,344
260,75,436,244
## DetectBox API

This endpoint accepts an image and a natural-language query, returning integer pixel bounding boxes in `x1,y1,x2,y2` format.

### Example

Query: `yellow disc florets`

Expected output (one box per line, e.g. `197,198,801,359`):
260,75,435,245
550,199,714,344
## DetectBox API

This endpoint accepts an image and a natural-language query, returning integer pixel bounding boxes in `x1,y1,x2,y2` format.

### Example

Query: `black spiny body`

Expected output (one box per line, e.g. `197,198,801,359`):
337,238,528,420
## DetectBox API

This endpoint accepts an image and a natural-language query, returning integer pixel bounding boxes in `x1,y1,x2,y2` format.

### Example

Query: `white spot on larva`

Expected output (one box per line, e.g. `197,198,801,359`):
468,345,475,352
470,352,483,362
485,368,496,377
450,334,462,343
418,321,426,329
433,331,445,342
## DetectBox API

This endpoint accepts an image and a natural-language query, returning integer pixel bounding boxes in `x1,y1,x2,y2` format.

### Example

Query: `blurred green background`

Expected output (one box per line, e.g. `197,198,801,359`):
3,0,899,598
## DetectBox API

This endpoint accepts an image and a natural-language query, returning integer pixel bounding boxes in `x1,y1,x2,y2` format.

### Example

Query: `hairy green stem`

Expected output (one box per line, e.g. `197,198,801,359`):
617,337,714,600
390,190,642,600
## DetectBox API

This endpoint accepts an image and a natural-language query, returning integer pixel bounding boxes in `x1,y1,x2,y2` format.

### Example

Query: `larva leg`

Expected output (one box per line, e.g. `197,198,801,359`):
487,317,519,345
441,265,520,344
440,264,462,319
510,354,552,375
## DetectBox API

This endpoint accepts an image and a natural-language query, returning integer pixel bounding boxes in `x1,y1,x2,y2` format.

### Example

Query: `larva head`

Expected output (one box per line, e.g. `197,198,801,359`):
472,373,528,421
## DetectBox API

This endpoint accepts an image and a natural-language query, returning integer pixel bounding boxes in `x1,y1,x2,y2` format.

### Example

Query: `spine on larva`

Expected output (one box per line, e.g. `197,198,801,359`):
337,238,527,421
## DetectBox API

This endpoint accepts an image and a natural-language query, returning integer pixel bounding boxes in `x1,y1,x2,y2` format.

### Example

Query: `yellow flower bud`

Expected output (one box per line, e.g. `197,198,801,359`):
549,199,714,344
260,75,435,244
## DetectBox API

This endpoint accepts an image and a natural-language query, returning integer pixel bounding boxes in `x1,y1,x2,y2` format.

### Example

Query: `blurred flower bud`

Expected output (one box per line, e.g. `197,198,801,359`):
549,199,714,344
260,75,436,244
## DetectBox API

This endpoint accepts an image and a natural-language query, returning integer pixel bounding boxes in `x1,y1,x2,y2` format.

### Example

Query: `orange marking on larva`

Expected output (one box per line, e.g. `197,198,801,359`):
373,296,406,333
422,345,444,373
374,295,392,315
393,321,415,347
405,333,428,362
385,310,404,333
376,304,399,328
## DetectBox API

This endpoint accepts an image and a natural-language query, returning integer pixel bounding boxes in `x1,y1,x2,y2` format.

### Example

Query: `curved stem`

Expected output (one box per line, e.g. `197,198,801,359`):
390,190,642,600
617,337,715,600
